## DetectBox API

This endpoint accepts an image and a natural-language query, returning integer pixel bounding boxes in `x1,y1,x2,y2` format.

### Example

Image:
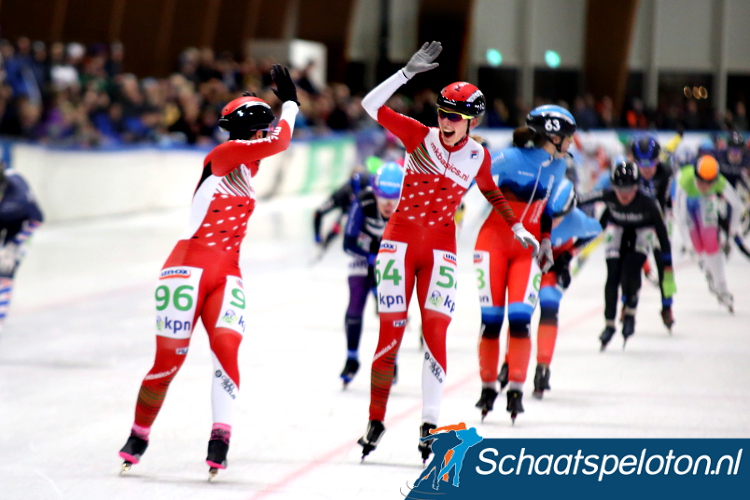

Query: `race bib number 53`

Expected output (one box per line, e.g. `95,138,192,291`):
155,266,203,339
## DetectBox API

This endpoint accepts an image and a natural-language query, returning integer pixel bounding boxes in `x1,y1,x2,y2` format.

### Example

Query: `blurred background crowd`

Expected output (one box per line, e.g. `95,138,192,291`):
1,36,747,148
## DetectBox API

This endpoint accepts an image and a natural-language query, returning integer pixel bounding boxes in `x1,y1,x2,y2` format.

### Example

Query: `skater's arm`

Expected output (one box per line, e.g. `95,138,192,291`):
720,181,746,237
209,102,298,176
475,154,519,227
343,200,369,259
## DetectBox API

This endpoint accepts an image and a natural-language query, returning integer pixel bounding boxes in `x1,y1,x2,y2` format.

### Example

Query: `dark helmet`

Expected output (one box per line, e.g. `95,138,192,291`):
526,105,577,138
436,82,486,118
631,136,661,166
727,131,746,150
610,158,639,187
219,95,275,137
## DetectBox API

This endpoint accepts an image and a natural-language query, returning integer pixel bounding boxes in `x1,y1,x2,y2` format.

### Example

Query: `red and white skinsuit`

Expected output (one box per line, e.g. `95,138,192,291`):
361,70,519,426
126,102,298,444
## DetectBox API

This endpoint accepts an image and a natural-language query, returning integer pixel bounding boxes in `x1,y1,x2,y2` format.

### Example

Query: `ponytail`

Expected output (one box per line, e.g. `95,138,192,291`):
512,126,547,148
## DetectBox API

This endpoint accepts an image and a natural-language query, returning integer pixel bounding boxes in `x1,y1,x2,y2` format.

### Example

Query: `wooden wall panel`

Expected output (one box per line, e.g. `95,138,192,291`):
0,0,57,41
297,0,355,81
583,0,639,115
61,0,114,45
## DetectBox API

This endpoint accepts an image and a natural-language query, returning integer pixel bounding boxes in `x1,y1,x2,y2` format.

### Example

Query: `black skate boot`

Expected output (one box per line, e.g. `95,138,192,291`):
497,362,509,391
532,364,551,400
660,306,674,333
358,420,385,460
418,422,437,463
506,390,524,424
119,434,148,473
622,314,636,348
599,326,616,351
340,358,360,388
392,363,399,385
475,387,498,421
206,439,229,481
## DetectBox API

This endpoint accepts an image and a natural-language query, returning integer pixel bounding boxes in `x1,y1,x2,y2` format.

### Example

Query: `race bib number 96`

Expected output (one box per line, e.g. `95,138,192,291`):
155,266,203,339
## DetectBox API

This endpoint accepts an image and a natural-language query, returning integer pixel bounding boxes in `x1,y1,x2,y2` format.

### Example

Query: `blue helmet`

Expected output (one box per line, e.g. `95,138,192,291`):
526,105,577,138
549,178,576,218
373,162,403,199
631,136,661,166
697,139,715,158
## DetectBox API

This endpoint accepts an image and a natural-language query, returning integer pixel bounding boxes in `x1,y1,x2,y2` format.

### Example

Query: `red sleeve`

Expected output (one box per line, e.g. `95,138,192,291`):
474,148,519,227
376,107,429,154
206,119,292,176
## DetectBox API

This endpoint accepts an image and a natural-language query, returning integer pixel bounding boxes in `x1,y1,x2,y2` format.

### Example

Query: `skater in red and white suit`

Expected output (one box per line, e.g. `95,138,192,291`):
356,41,538,459
119,65,299,476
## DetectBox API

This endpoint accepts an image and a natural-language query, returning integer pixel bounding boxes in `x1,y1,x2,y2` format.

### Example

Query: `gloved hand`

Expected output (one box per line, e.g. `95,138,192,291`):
270,64,299,105
402,41,442,79
0,242,19,275
511,223,539,256
367,253,377,267
537,238,554,273
552,252,573,289
662,266,677,298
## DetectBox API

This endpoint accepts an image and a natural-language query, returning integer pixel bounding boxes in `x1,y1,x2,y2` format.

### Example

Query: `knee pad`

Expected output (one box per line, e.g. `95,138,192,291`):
480,306,504,339
507,303,532,338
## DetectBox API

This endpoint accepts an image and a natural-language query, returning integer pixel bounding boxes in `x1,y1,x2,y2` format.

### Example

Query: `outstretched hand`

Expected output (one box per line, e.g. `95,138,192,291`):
270,64,299,105
403,41,442,79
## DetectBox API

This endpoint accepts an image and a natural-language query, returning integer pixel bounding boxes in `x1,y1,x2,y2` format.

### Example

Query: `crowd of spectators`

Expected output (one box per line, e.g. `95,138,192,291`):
0,36,747,148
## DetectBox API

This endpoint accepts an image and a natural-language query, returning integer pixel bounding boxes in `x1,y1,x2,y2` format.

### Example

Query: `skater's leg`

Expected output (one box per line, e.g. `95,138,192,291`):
475,248,508,386
368,243,414,422
504,254,539,390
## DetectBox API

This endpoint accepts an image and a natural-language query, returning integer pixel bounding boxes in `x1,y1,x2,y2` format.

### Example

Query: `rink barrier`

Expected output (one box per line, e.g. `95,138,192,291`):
8,136,356,223
4,129,715,223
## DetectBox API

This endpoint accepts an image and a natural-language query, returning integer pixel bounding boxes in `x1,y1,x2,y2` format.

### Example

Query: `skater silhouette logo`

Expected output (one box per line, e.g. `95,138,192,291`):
405,423,484,498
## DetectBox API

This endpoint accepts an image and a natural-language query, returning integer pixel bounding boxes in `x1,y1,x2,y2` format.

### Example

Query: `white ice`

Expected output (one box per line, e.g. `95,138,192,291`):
1,191,748,500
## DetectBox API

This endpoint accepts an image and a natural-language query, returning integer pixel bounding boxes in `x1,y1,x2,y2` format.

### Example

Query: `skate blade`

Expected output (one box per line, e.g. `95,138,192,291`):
510,413,517,426
121,462,133,474
532,390,544,400
208,467,218,482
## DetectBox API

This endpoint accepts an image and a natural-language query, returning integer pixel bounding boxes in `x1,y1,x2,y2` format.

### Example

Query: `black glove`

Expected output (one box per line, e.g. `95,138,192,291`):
552,251,573,290
270,64,299,105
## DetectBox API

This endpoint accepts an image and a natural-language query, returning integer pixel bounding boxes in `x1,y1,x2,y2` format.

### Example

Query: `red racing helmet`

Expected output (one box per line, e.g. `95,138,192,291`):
219,96,275,135
436,82,486,118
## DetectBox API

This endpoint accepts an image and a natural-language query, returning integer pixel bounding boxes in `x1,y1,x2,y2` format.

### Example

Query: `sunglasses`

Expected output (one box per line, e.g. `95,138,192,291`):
438,108,473,122
636,159,658,168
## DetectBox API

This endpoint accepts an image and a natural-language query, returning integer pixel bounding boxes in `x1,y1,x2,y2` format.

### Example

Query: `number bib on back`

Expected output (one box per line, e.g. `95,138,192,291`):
375,240,407,313
473,251,492,306
155,266,203,339
424,250,458,317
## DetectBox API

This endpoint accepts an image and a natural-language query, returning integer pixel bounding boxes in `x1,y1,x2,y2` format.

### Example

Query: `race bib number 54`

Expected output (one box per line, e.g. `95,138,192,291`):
155,266,203,339
376,240,407,313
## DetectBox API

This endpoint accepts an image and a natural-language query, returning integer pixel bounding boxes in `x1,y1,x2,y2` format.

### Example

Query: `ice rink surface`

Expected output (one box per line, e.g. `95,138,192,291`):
1,191,749,499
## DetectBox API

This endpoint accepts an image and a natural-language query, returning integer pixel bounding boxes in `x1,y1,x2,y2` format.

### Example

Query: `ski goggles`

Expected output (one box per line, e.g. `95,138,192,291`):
438,108,474,122
612,184,638,193
635,158,658,168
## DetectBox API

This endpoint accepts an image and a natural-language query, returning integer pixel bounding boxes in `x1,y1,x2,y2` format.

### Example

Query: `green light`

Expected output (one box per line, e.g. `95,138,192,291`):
486,48,503,67
545,50,561,68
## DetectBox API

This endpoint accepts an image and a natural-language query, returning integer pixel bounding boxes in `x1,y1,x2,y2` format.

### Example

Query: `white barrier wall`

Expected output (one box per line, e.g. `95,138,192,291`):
11,137,357,223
